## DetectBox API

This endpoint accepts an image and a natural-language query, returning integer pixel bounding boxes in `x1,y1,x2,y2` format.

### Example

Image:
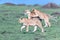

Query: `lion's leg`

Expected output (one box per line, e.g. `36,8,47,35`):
44,20,51,27
44,18,49,27
33,26,37,32
39,26,44,32
26,25,29,32
38,23,44,32
21,25,26,31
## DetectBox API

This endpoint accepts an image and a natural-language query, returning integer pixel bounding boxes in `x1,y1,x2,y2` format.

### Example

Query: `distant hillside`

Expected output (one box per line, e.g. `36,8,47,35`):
3,3,16,6
17,4,26,6
42,3,60,8
33,4,40,6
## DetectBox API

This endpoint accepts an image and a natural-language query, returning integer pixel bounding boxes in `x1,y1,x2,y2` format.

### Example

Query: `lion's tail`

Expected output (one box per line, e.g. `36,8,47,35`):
48,14,58,22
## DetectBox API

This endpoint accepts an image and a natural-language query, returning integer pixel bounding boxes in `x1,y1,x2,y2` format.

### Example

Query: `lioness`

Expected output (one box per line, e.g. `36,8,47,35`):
19,18,44,32
24,9,51,27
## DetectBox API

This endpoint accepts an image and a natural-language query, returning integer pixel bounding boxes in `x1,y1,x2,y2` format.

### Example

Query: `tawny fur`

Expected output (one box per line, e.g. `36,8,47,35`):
19,18,44,32
31,9,51,27
25,9,51,27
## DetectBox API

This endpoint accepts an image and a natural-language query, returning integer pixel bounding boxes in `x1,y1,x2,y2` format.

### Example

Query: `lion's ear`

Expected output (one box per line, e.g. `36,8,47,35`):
32,8,37,12
32,8,35,11
31,8,36,13
20,17,23,19
21,18,23,20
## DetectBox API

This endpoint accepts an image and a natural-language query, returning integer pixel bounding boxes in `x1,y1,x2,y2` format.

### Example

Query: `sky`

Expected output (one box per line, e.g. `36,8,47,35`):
0,0,60,5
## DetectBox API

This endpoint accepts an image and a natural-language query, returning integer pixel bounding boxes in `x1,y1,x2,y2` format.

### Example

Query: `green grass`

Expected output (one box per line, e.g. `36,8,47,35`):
0,5,60,40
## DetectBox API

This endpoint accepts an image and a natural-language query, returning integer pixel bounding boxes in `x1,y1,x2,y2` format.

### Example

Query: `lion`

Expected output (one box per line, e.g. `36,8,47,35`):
19,18,44,32
24,10,42,21
24,9,56,27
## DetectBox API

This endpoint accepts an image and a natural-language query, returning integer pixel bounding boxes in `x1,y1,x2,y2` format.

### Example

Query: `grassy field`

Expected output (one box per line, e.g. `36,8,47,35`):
0,5,60,40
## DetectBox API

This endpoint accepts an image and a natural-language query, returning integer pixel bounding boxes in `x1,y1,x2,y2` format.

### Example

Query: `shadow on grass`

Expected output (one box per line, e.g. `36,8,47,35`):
20,31,35,34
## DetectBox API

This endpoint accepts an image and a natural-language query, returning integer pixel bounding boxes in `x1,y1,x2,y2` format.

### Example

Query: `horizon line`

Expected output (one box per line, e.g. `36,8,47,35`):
0,2,60,5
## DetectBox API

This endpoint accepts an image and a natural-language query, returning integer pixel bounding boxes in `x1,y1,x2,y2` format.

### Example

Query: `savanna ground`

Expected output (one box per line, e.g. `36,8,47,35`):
0,5,60,40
